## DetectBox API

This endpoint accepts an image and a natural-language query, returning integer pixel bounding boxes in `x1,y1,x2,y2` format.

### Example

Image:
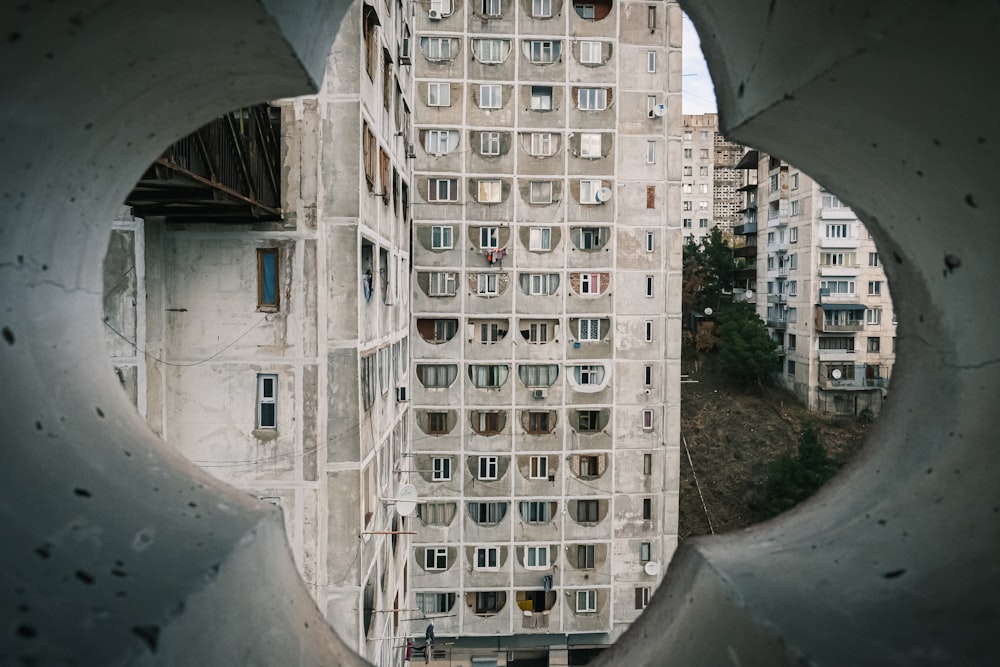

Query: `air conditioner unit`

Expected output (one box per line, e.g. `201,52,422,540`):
532,388,547,399
396,386,408,402
399,38,411,64
428,8,442,20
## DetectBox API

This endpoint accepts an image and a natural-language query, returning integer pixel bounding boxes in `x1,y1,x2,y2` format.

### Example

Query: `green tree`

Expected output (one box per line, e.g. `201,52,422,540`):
682,229,734,314
716,302,780,388
766,426,839,516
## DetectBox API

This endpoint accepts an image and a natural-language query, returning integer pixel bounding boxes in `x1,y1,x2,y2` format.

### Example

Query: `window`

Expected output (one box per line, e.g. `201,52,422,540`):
577,544,596,569
532,0,552,17
529,273,554,295
683,201,692,211
789,227,798,243
526,411,552,434
469,502,507,524
473,410,502,436
478,180,502,203
683,148,692,158
529,181,553,204
478,322,502,344
579,41,602,64
644,365,652,386
428,178,458,202
432,457,451,481
529,455,548,478
416,592,455,614
869,252,880,267
579,133,602,158
578,455,599,478
788,280,798,296
525,546,549,568
868,336,881,352
579,180,603,205
643,453,652,475
646,141,656,164
256,373,277,429
699,201,709,210
425,129,458,155
469,364,508,388
820,279,856,295
578,318,601,341
530,132,553,156
699,218,708,228
576,590,597,613
478,456,498,480
645,275,654,297
639,542,651,562
700,148,709,159
644,320,653,342
520,501,552,524
647,50,656,72
791,173,799,189
825,223,849,239
647,4,657,28
575,2,596,19
530,85,553,111
683,218,692,229
646,231,655,252
475,592,501,614
819,336,855,351
476,39,507,63
417,502,456,527
476,273,500,296
481,0,501,17
529,227,552,251
700,183,709,194
821,192,844,208
479,84,502,109
635,587,651,610
427,412,449,435
790,200,800,216
480,131,500,156
424,547,448,570
647,95,657,116
577,410,601,432
427,82,450,107
867,308,882,325
575,364,605,386
475,547,500,570
528,40,557,63
576,499,599,523
257,249,279,311
479,226,499,249
788,334,797,350
422,36,455,60
427,272,457,297
518,364,559,387
580,272,601,294
642,409,653,431
787,359,796,376
683,131,693,141
683,165,692,176
578,88,607,111
642,498,652,520
868,280,882,295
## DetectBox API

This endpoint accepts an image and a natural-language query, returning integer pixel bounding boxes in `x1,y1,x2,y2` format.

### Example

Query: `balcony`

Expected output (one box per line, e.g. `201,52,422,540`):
818,348,856,361
734,222,758,235
766,318,788,330
775,267,788,278
819,264,860,277
766,293,787,304
819,235,860,249
521,610,551,629
734,244,758,258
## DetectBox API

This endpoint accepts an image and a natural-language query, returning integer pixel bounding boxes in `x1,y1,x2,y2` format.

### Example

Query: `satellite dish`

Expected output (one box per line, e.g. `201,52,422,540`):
704,307,713,316
394,483,418,517
744,289,754,299
644,561,661,576
831,369,842,379
652,103,667,117
595,187,612,203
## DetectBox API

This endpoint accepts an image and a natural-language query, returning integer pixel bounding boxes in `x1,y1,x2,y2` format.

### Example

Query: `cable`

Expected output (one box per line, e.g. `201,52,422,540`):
681,433,715,535
103,315,268,367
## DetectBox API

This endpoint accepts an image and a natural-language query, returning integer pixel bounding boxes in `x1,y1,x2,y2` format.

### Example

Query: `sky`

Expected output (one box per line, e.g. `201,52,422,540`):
681,13,718,115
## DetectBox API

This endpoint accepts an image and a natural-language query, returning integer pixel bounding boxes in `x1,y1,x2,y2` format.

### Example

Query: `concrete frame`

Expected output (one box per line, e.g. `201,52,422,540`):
1,0,997,665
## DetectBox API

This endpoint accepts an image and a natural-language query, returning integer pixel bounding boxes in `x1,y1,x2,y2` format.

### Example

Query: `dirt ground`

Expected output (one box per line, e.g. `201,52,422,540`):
678,353,872,541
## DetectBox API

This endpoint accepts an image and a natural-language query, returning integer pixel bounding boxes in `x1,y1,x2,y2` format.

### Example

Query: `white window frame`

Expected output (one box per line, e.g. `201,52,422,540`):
432,457,452,481
477,273,499,295
428,272,457,296
425,129,456,155
528,40,557,64
529,455,548,479
579,41,602,64
576,364,605,385
868,280,882,296
579,133,601,159
640,542,651,562
479,83,502,109
478,455,499,480
480,131,501,156
528,227,552,251
476,39,506,64
428,178,458,202
646,140,656,164
475,546,500,570
427,82,451,107
647,50,656,72
789,227,799,243
530,132,553,156
579,179,602,205
423,37,454,60
424,547,448,570
642,409,653,431
529,181,553,204
530,85,553,111
478,180,502,203
579,272,600,295
531,0,552,17
256,373,278,429
529,273,551,296
479,226,499,249
525,545,549,569
578,87,608,111
576,590,597,613
869,252,880,267
578,318,600,341
481,0,502,17
867,308,882,325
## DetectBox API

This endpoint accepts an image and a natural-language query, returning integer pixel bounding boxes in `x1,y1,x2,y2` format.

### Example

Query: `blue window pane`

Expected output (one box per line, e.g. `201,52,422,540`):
260,251,277,306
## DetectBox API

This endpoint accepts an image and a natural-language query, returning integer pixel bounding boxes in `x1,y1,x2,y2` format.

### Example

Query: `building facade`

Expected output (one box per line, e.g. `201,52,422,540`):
104,1,415,665
407,0,683,662
734,152,897,415
680,113,743,241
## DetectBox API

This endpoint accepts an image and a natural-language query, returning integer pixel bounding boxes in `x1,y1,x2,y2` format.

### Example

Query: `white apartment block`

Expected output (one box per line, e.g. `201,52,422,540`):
735,152,897,415
104,1,415,665
407,0,682,663
680,113,743,241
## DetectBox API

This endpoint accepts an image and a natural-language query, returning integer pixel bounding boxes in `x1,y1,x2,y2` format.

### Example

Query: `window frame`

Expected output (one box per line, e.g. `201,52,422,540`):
529,85,553,111
578,318,601,341
432,456,452,481
480,131,501,156
427,411,449,435
579,41,602,64
577,87,608,111
529,455,549,478
428,178,459,203
528,226,552,251
477,179,502,203
427,81,451,107
256,373,278,429
479,83,502,109
257,248,279,312
529,181,553,204
576,590,597,613
579,132,602,159
424,547,448,570
525,545,549,569
430,225,453,250
530,132,553,156
475,546,500,570
531,0,552,17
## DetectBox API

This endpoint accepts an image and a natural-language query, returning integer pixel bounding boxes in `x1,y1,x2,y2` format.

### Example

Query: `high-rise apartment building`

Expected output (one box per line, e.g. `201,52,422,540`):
104,1,415,665
735,152,896,415
407,0,682,662
680,113,743,241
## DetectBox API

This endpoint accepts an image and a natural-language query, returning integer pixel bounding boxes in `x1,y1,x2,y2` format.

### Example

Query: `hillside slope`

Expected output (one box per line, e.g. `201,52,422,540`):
678,357,872,540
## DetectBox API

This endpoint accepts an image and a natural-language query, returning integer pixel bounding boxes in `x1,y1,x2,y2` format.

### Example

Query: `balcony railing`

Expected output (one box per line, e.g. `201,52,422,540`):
521,610,551,629
734,222,758,235
766,318,788,330
767,293,787,304
821,322,864,333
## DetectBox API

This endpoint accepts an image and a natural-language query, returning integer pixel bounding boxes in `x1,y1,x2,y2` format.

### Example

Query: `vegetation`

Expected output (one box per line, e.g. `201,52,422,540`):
765,426,840,516
716,302,780,389
682,228,734,315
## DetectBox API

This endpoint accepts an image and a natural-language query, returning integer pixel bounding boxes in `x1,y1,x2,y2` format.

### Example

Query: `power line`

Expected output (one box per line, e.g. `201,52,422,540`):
103,315,268,367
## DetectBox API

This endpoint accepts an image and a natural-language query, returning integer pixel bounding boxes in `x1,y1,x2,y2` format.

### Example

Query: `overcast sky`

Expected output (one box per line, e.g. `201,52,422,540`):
682,13,718,115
